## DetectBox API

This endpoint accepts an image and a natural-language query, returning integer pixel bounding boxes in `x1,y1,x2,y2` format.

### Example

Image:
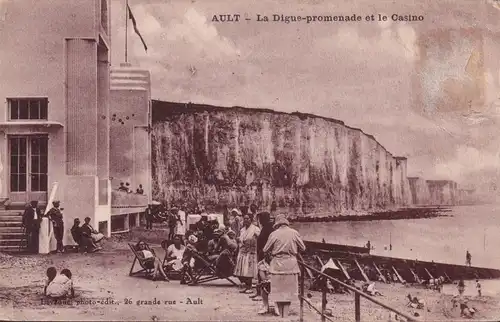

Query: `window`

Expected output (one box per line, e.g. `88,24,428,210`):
8,98,48,120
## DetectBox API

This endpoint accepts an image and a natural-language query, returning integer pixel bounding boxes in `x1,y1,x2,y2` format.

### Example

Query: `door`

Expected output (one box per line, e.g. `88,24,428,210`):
9,136,48,205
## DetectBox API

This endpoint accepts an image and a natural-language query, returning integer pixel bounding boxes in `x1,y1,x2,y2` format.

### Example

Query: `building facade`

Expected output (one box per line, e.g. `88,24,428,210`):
0,0,152,246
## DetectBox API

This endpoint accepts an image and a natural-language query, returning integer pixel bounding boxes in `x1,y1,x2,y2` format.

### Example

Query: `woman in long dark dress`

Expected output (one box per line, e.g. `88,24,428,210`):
249,212,274,301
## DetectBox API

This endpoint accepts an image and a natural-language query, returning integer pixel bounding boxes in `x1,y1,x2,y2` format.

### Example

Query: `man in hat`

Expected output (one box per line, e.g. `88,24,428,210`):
46,200,64,253
168,206,180,240
22,200,42,253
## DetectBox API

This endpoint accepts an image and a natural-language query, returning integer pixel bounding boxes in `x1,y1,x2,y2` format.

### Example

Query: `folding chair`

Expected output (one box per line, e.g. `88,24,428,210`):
186,249,238,286
128,242,156,278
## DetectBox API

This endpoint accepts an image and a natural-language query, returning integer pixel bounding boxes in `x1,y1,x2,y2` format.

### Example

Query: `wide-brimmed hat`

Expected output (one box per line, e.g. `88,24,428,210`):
213,229,224,237
230,208,242,216
273,214,290,229
52,200,60,205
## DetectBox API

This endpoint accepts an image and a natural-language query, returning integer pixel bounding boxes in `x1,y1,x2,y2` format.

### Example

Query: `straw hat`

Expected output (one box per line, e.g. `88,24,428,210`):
230,208,242,216
273,214,290,229
213,229,224,237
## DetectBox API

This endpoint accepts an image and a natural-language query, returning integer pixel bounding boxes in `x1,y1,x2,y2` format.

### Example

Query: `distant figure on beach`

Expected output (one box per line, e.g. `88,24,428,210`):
476,279,481,297
466,251,472,266
136,184,144,194
366,241,371,250
458,279,465,295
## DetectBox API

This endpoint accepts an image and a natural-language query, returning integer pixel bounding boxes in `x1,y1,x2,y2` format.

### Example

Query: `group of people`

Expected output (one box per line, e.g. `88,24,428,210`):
22,199,104,254
44,267,75,300
161,205,306,318
70,217,104,253
117,182,144,195
22,200,66,254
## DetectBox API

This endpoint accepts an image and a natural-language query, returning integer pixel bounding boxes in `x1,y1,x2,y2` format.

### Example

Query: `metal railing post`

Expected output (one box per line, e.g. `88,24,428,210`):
300,267,305,322
355,293,361,322
321,279,327,322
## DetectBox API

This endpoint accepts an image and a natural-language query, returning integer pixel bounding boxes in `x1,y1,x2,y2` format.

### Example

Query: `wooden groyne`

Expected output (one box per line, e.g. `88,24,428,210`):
304,241,500,283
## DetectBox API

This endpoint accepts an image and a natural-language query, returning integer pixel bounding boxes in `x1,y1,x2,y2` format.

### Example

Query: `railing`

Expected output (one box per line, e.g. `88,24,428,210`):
297,259,418,322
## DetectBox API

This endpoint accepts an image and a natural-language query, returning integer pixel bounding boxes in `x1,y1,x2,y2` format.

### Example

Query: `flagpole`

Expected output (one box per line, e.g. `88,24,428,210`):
125,0,128,63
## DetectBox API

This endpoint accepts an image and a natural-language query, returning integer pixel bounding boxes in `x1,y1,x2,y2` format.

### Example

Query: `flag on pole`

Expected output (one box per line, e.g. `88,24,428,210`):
127,3,148,52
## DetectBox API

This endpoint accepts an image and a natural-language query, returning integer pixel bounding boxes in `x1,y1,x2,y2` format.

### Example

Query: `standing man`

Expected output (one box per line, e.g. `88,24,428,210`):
145,205,153,230
168,206,179,240
46,200,64,253
22,200,42,253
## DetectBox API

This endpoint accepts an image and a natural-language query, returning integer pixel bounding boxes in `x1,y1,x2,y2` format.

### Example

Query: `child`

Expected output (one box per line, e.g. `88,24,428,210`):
476,279,481,297
44,267,57,296
256,257,272,315
46,268,75,299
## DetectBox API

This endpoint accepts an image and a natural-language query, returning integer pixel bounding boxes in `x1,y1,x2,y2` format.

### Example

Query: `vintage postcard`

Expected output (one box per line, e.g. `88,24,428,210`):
0,0,499,321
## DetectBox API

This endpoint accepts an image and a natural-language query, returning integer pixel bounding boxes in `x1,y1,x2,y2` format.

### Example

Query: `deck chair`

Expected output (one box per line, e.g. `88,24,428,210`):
128,242,157,278
185,248,238,286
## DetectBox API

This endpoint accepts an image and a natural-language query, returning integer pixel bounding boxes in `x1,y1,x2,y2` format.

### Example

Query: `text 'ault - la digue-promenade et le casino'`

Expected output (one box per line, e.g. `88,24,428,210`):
211,13,425,24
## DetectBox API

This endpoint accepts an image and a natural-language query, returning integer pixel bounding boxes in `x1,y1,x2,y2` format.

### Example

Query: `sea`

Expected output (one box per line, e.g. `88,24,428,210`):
292,204,500,297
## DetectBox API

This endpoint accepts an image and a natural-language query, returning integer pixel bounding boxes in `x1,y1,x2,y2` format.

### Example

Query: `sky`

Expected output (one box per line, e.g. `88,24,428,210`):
110,0,500,193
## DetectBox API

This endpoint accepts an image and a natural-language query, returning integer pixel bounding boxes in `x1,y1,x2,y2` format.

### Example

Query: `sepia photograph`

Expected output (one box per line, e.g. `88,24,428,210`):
1,0,500,321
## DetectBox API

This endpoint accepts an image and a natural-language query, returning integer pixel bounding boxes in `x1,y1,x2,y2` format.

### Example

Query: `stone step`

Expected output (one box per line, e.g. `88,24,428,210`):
0,211,22,216
0,238,23,246
0,245,26,252
0,222,23,227
0,232,25,239
0,215,23,222
0,226,24,233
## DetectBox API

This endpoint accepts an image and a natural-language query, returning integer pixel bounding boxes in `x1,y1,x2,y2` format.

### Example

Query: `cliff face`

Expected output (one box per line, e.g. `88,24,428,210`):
151,101,412,214
408,177,431,205
427,180,459,206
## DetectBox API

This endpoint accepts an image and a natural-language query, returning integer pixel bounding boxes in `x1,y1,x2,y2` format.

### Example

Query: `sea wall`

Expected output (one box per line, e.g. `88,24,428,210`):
150,101,412,214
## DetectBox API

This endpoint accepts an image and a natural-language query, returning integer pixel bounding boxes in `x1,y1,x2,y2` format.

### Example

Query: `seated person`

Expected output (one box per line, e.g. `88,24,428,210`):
135,241,169,281
363,282,383,296
81,217,104,246
213,229,237,277
46,269,75,300
407,293,425,309
44,267,57,296
118,182,128,192
71,218,98,253
165,235,186,271
180,235,199,284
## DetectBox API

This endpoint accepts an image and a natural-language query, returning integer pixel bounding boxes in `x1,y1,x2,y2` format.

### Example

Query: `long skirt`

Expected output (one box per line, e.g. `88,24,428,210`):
269,273,299,303
234,251,258,278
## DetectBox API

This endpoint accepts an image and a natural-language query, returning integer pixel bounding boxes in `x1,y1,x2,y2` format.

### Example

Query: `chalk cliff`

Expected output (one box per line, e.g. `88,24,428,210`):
151,101,412,214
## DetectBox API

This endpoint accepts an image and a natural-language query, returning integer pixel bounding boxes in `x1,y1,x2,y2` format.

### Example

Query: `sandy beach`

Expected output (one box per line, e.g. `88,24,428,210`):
1,228,500,322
